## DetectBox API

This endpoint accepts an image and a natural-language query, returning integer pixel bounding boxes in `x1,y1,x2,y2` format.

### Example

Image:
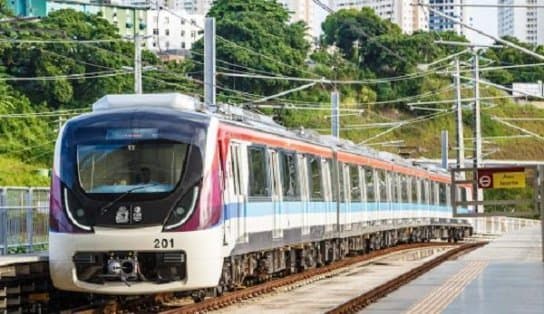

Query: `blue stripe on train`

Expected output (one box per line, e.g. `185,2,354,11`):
223,201,463,220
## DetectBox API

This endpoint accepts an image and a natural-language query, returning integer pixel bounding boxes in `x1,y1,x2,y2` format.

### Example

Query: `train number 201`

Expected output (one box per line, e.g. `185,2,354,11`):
154,238,174,249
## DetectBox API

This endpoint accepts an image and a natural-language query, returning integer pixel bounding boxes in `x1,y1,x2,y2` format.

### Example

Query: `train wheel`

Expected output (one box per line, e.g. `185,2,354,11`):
191,289,207,303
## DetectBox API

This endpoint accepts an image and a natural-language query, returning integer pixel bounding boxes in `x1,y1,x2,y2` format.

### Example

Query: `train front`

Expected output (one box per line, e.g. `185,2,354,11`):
49,94,224,295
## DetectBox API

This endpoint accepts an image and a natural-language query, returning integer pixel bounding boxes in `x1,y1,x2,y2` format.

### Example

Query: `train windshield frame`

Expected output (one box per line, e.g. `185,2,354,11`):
76,141,189,194
60,110,208,200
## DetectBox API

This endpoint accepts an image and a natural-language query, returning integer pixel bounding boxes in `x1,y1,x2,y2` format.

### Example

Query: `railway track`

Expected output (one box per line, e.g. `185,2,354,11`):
79,241,479,314
325,242,487,314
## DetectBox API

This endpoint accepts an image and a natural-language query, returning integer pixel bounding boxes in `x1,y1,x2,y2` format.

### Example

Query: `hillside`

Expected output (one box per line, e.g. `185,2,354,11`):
2,2,544,186
3,95,544,187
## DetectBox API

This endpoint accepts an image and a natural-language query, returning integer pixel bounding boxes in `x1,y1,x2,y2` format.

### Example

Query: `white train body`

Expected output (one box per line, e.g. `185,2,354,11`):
49,94,471,295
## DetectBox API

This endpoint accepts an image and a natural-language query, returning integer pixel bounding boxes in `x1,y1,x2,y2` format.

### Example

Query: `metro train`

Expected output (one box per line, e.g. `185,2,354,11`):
49,93,472,297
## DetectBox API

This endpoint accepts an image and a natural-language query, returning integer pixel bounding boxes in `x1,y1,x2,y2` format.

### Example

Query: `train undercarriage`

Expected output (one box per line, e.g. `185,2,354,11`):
189,222,471,302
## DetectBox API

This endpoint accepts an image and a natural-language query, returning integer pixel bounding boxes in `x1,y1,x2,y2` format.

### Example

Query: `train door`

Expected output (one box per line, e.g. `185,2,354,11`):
342,163,352,230
386,171,393,222
321,159,331,232
269,150,283,239
359,166,368,223
298,154,310,235
229,143,248,243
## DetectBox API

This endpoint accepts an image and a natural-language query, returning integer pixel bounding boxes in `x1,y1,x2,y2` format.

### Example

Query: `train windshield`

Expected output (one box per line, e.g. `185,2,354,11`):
77,142,188,194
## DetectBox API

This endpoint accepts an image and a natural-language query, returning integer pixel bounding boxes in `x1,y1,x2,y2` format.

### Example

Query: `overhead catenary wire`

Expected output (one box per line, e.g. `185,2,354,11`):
218,63,452,85
360,110,453,144
419,1,544,61
0,109,88,118
0,38,128,44
0,71,131,81
491,117,544,142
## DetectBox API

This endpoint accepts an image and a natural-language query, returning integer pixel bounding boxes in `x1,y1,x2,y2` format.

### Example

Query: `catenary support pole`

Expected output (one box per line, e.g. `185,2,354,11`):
441,130,448,169
331,91,340,138
204,17,216,111
134,34,142,94
454,57,465,172
538,165,544,262
472,50,483,213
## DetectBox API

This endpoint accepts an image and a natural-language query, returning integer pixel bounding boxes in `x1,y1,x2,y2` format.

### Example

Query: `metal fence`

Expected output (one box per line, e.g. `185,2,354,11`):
0,187,49,255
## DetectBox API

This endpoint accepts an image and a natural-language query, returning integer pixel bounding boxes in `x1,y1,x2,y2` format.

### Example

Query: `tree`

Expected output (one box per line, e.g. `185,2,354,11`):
191,0,311,99
0,81,54,164
0,9,136,109
483,36,544,85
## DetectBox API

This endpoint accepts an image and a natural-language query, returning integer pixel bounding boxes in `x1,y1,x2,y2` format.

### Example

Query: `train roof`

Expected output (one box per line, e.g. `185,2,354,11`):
89,93,449,177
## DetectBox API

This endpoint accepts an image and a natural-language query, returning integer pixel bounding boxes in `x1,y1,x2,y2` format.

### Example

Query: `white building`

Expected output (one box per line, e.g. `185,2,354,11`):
278,0,317,38
146,8,204,53
498,0,544,45
179,0,213,15
326,0,428,34
427,0,467,35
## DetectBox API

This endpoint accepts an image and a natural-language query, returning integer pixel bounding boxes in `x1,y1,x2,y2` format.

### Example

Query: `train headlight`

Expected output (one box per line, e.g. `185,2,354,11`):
63,188,92,231
133,206,143,223
115,206,129,224
164,186,199,230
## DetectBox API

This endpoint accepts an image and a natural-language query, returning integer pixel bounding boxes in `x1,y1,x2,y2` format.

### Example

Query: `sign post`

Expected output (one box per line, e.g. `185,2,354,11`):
477,167,526,189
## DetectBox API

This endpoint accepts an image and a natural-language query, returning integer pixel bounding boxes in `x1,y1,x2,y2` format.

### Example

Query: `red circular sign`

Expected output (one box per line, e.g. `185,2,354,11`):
479,175,492,188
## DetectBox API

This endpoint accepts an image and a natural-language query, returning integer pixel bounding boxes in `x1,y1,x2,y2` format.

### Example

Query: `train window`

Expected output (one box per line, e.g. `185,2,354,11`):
424,180,430,204
412,178,419,203
378,170,387,202
322,159,333,201
279,151,299,199
308,155,324,201
248,146,269,197
401,175,409,203
433,182,439,205
439,183,447,205
229,144,242,195
365,167,375,202
392,174,399,203
446,184,451,206
338,163,346,203
349,165,361,202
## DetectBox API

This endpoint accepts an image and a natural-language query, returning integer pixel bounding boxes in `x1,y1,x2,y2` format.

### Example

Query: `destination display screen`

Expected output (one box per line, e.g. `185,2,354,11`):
106,128,159,140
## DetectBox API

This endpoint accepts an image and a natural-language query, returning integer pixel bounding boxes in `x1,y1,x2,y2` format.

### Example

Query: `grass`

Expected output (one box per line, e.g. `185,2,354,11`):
0,155,50,187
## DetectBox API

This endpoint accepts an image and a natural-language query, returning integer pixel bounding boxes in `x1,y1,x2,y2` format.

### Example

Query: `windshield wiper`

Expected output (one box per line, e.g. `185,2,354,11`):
99,183,160,216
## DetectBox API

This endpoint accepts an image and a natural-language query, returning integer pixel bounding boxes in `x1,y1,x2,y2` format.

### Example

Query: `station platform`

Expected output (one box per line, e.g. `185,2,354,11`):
363,224,544,313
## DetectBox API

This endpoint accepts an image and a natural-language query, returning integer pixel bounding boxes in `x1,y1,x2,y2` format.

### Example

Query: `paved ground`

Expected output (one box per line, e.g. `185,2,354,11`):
363,225,544,314
213,246,455,314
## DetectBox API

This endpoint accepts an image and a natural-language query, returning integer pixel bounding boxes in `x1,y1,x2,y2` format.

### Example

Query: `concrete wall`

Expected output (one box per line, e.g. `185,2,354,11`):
468,216,540,235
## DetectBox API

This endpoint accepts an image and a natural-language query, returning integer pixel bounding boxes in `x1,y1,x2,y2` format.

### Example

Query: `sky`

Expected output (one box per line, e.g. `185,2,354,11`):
465,0,498,45
311,0,499,45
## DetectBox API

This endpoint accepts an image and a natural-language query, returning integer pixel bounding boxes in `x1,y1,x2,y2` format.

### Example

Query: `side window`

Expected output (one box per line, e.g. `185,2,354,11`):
248,146,269,197
432,182,439,205
401,175,409,203
411,177,418,203
308,155,324,201
323,159,333,201
366,167,375,202
439,183,447,205
378,170,387,202
338,162,345,202
446,184,451,206
349,164,361,202
229,144,241,195
424,180,430,204
279,151,299,200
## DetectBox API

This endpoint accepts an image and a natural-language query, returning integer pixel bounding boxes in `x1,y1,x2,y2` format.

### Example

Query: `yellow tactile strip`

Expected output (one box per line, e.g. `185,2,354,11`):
406,260,489,314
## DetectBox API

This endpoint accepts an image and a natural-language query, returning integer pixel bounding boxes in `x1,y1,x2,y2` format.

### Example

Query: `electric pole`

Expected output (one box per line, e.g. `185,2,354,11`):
454,57,465,172
204,17,216,111
331,90,340,138
472,49,483,213
134,34,142,94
